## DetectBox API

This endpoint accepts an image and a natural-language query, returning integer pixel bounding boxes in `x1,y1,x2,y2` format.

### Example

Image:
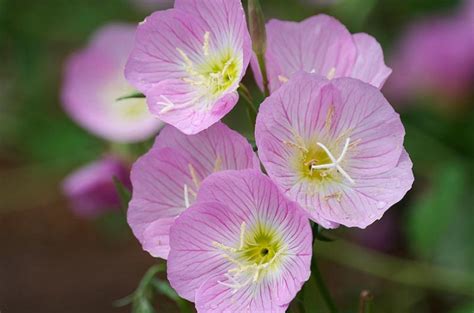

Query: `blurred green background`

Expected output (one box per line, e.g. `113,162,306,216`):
0,0,473,312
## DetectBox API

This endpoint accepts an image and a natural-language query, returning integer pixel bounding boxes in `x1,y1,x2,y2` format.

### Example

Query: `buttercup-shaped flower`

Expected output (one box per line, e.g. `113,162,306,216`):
168,170,312,313
128,122,259,259
251,14,392,93
255,72,414,228
62,156,131,218
62,24,162,143
126,0,251,134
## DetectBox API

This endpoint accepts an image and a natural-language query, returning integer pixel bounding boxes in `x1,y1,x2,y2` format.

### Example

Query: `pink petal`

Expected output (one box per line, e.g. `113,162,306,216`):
128,123,259,258
256,72,410,228
153,122,261,171
142,217,176,259
61,23,162,143
318,150,414,228
351,33,392,88
128,147,197,244
168,170,312,307
254,15,357,93
147,79,239,135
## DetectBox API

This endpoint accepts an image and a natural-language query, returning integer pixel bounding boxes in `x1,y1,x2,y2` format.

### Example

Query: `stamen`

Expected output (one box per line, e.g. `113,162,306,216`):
183,184,190,208
283,140,309,153
278,75,289,83
239,222,246,250
188,164,200,189
311,138,355,184
157,95,175,114
202,31,210,56
176,48,196,74
213,221,283,292
213,157,222,172
326,67,336,80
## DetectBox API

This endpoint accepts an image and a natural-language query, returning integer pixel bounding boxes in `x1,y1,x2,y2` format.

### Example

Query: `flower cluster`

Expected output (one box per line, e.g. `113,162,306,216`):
61,0,414,311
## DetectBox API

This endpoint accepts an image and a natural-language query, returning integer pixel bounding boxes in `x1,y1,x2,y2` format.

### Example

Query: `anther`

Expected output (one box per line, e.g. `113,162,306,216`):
326,67,336,80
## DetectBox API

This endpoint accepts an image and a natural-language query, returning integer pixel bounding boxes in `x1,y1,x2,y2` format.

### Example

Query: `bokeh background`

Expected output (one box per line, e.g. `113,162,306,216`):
0,0,473,312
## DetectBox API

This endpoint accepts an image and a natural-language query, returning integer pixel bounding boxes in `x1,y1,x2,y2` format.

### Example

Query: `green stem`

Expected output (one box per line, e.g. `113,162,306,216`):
238,84,258,127
256,53,270,97
312,255,339,313
316,240,474,296
358,290,373,313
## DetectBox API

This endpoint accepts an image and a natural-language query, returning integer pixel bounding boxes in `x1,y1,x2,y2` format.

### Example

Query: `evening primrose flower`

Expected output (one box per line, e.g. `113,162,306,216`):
125,0,251,135
62,156,130,219
62,24,162,143
251,14,392,93
127,122,259,259
168,170,312,313
255,72,414,228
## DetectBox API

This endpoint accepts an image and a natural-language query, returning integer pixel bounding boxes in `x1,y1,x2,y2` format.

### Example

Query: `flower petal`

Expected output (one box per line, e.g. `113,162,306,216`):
351,33,392,89
128,147,197,245
153,122,261,171
254,15,357,93
318,150,414,227
142,217,176,259
146,79,239,135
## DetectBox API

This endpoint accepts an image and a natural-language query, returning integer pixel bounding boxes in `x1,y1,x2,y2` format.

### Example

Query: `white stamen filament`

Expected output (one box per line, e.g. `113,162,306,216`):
311,138,355,184
157,95,175,114
202,32,210,56
183,184,190,208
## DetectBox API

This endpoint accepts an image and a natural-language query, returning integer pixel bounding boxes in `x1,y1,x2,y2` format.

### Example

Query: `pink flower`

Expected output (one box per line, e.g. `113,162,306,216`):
127,122,260,259
62,24,163,143
387,1,474,101
251,14,392,93
255,72,414,229
62,156,130,219
168,170,312,312
125,0,251,135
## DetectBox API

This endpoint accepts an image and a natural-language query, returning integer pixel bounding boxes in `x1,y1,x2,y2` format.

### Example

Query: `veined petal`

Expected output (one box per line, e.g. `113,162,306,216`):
167,170,312,311
168,201,239,301
174,0,252,72
128,123,259,259
142,217,176,259
128,147,198,244
253,15,357,93
318,150,414,227
256,72,412,228
147,79,239,135
126,0,251,134
351,33,392,89
153,122,261,171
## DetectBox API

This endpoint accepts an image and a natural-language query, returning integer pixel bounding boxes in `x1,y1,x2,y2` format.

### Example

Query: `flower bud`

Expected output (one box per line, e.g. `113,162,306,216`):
248,0,267,56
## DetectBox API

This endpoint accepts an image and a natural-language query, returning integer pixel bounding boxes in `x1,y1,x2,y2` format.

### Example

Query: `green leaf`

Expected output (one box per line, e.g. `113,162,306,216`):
113,176,132,211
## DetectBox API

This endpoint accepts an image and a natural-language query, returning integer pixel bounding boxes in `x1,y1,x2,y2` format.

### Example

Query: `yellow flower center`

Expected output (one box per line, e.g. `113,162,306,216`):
213,222,285,292
177,31,242,104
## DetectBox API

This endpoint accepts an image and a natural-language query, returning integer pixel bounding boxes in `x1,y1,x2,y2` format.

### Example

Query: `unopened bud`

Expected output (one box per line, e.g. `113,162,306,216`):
248,0,267,56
